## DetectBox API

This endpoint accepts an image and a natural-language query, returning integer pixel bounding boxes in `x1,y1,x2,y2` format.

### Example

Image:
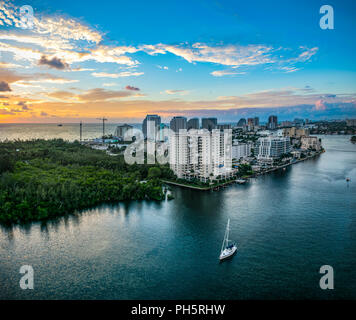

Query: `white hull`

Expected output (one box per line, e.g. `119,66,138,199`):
219,245,237,261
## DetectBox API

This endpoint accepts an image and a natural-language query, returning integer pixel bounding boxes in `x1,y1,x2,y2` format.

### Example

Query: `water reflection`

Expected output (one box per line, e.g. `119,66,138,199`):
0,135,355,299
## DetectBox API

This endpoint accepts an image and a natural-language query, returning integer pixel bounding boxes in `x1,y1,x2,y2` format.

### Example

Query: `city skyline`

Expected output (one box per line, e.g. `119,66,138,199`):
0,0,356,123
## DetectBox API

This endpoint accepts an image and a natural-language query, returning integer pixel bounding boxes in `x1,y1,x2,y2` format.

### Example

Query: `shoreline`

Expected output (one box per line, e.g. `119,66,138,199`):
162,150,324,191
253,150,324,177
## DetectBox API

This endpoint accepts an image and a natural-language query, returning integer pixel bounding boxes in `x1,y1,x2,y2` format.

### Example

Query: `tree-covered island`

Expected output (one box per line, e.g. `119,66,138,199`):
0,139,175,225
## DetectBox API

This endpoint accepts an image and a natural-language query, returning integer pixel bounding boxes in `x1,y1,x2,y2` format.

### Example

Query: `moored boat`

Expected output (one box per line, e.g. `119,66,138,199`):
219,219,237,261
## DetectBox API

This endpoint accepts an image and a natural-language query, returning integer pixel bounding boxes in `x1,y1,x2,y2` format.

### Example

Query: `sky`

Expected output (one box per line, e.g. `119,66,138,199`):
0,0,355,123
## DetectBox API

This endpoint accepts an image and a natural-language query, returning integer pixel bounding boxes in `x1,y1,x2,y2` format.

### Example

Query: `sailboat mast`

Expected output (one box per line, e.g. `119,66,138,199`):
226,219,230,244
220,219,230,254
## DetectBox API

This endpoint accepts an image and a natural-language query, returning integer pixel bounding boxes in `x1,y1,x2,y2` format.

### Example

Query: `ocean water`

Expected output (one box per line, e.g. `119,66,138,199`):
0,134,355,299
0,123,141,141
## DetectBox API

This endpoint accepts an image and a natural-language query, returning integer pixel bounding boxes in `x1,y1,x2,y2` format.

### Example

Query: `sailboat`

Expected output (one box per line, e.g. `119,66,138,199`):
219,219,237,261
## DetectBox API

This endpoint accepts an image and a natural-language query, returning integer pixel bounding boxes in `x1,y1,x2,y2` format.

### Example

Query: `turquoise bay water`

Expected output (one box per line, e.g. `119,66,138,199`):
0,134,355,299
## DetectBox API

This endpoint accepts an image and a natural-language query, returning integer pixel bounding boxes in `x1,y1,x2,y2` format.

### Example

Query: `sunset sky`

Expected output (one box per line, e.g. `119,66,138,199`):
0,0,356,123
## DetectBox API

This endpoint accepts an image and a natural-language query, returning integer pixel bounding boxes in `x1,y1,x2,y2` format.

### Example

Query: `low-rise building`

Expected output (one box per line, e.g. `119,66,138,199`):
291,150,301,159
281,121,293,127
251,165,262,172
293,118,304,127
257,130,273,137
301,136,321,151
346,119,356,127
283,127,309,138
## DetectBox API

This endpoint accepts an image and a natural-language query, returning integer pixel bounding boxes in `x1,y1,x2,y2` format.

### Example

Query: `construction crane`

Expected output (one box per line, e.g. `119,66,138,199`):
97,117,108,143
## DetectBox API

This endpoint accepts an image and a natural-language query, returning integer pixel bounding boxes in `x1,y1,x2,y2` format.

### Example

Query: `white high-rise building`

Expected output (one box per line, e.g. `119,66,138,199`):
232,142,252,160
169,129,234,182
211,129,232,177
255,137,291,160
169,129,189,178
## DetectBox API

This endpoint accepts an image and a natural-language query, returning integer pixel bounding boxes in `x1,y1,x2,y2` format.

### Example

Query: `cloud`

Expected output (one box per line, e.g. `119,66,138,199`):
164,89,189,95
0,2,334,122
211,70,246,77
0,1,319,81
117,71,144,77
0,81,11,92
142,43,274,68
40,111,49,116
0,39,43,61
300,85,314,92
92,72,120,78
52,45,139,66
0,3,137,68
0,33,138,67
24,72,78,84
70,67,95,72
3,87,355,122
0,1,102,43
125,85,140,91
38,55,69,70
278,66,299,73
0,69,27,83
294,47,318,62
0,2,319,82
0,69,78,86
153,102,356,121
0,109,14,115
17,101,30,110
10,108,25,113
0,62,22,69
78,88,133,102
16,77,78,85
48,88,133,102
140,43,317,73
34,17,102,44
314,99,326,111
102,83,117,87
48,90,74,99
92,71,144,78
